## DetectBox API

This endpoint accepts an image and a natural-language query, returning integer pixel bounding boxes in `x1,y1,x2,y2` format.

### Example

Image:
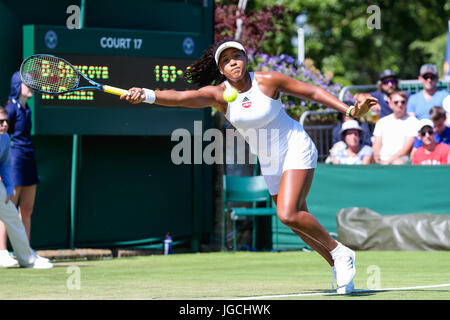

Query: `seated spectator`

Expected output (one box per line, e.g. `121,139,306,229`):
329,120,374,165
407,64,450,120
331,112,373,146
326,113,373,164
411,119,450,165
354,69,400,121
372,90,419,165
443,94,450,126
411,106,450,158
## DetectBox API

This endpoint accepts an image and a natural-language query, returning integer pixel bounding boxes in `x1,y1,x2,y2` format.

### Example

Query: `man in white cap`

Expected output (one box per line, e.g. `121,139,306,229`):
411,119,450,165
407,64,450,120
411,106,450,157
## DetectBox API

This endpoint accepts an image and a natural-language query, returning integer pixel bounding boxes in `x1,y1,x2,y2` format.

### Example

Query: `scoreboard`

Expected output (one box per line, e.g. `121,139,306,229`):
23,25,212,135
38,54,195,108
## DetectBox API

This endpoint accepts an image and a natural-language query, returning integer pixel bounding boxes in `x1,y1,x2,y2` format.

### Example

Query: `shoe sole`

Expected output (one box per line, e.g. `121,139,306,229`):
21,263,54,269
1,263,19,268
0,261,19,268
337,281,354,294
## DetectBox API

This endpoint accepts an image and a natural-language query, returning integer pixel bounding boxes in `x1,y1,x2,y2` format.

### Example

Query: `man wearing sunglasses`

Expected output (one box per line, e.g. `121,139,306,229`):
354,69,399,121
372,90,419,165
411,119,450,165
407,64,450,120
411,106,450,157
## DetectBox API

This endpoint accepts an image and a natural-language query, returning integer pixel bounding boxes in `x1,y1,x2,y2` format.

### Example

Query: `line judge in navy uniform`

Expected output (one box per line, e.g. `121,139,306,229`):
0,71,40,246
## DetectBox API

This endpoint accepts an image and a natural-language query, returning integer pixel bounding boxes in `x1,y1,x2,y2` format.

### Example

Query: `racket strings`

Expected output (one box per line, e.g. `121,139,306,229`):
21,55,79,93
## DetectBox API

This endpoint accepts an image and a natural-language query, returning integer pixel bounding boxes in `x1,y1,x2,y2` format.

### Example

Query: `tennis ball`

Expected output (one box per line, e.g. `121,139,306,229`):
223,87,238,102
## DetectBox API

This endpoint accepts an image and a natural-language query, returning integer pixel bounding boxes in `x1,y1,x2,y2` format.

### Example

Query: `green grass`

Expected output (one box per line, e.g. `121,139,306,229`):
0,251,449,300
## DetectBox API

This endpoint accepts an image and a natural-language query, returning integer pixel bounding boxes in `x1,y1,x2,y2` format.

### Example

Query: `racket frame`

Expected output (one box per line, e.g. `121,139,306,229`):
20,54,128,96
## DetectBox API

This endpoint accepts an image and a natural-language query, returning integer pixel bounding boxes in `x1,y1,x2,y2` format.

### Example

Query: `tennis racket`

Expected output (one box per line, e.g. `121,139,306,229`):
20,54,130,97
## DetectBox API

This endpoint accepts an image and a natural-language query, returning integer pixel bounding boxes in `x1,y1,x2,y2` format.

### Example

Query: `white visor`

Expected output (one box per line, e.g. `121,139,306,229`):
214,41,246,65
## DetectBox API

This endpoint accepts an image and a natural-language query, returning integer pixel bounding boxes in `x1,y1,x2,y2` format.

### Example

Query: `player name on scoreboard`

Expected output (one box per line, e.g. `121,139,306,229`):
39,55,195,106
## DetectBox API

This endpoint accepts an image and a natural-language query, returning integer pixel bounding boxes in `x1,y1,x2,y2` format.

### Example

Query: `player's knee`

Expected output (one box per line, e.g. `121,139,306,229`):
277,207,297,227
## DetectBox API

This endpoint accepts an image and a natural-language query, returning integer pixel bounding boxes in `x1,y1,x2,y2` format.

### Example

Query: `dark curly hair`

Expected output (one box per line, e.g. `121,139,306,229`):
184,39,246,87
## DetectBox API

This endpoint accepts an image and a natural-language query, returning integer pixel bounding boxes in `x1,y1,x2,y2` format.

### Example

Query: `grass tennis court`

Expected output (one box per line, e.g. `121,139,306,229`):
0,251,449,300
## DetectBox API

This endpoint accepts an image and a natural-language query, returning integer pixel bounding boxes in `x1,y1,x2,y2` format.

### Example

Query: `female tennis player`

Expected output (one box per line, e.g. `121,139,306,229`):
121,39,377,294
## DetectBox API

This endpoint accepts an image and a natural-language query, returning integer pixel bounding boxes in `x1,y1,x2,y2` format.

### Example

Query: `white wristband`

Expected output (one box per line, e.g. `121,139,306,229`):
143,88,156,104
346,105,355,118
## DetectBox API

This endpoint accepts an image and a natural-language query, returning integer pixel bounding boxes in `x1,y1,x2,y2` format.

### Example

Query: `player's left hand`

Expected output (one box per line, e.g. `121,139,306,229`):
352,97,378,118
120,87,146,104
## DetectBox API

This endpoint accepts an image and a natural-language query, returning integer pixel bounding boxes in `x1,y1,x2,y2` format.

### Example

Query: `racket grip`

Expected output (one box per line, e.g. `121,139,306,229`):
103,85,129,96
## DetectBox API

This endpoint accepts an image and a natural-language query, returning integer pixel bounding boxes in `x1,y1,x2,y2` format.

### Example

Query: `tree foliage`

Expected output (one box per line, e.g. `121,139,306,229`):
214,0,450,85
214,1,295,56
297,0,450,83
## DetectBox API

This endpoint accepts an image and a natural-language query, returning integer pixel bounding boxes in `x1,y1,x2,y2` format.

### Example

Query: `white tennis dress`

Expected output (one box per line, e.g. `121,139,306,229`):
224,72,317,195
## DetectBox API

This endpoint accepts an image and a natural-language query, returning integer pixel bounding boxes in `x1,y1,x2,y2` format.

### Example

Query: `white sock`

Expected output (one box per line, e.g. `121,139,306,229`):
330,241,343,258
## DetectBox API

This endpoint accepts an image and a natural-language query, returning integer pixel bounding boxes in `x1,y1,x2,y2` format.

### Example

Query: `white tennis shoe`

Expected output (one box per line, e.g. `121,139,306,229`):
337,280,354,294
32,251,50,263
21,255,53,269
0,250,19,267
331,242,356,293
332,265,354,294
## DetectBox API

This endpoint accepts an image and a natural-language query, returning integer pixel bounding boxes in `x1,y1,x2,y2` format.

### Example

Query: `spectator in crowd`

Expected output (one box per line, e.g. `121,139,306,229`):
0,106,52,269
326,113,372,164
372,90,419,165
329,120,374,165
411,106,450,158
443,94,450,126
0,72,40,250
407,64,450,120
411,119,450,165
331,112,372,147
354,69,400,121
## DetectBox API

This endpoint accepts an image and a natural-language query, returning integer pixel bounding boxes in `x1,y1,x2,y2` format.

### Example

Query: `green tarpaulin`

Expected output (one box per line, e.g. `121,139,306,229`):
272,164,450,250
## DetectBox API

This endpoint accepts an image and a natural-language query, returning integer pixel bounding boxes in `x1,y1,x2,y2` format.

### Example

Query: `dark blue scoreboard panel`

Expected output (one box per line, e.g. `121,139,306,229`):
23,25,211,135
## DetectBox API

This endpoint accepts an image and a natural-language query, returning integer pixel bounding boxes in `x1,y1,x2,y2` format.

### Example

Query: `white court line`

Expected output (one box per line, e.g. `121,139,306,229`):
231,283,450,300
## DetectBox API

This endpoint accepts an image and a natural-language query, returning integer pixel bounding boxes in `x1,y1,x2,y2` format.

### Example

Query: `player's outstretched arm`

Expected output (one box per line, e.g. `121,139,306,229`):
120,86,227,113
269,72,377,118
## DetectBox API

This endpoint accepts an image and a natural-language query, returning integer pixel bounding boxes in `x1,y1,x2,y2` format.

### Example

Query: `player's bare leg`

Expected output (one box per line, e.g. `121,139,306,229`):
275,169,337,253
272,194,334,266
14,185,37,241
274,169,355,293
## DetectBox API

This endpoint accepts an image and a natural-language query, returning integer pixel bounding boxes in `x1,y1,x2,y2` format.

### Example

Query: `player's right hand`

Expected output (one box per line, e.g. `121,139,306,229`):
353,97,378,118
120,87,146,104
